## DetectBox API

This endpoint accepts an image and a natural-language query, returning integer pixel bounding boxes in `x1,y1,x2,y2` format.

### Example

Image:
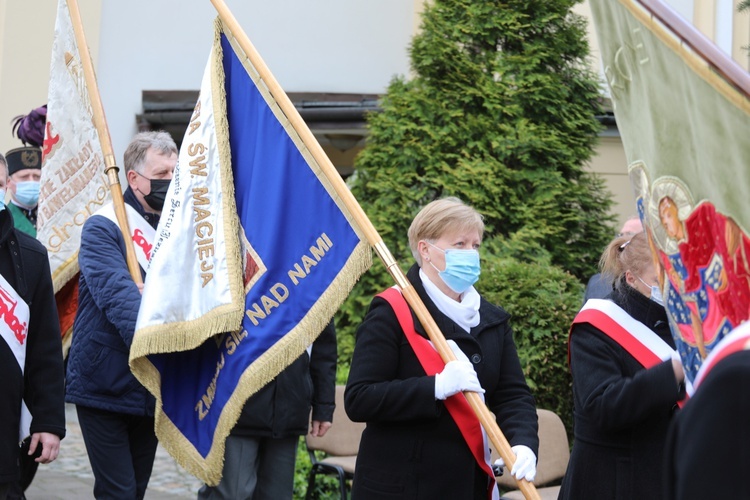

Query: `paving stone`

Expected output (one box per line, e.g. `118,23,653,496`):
25,404,202,499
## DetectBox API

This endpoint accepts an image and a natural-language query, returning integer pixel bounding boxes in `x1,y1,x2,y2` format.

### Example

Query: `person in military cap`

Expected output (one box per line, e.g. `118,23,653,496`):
7,105,47,238
3,147,42,237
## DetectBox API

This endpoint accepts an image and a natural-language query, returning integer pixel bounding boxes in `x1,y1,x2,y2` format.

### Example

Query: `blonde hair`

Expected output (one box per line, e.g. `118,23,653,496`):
408,197,484,265
123,131,177,174
599,231,653,292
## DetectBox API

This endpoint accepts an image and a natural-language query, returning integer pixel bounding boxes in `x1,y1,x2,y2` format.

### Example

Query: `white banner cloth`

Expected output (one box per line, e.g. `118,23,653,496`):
39,0,110,293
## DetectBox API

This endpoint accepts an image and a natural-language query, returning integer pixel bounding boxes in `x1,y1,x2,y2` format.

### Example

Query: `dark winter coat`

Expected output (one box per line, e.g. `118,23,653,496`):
664,348,750,499
65,189,156,416
559,284,682,500
583,272,612,303
345,264,538,500
232,321,337,438
0,209,65,482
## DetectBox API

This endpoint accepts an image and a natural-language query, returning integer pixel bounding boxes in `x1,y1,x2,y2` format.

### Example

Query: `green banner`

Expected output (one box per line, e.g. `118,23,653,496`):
589,0,750,384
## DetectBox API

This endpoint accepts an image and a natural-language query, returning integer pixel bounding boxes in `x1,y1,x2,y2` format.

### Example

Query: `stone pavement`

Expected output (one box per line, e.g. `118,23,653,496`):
25,404,202,500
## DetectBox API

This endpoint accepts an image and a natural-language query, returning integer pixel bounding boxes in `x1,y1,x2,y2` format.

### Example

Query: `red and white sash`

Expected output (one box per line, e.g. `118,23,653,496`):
0,272,32,441
96,202,155,270
692,321,750,393
572,299,688,405
378,287,498,500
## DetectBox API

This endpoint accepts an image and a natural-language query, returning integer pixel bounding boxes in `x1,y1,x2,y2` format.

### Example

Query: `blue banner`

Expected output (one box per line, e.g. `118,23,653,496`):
132,19,370,484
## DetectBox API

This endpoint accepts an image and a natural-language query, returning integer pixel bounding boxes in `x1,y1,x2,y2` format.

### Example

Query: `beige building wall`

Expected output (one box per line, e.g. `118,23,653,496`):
733,0,750,70
693,0,718,40
587,137,638,229
693,0,750,71
0,0,101,155
413,0,426,32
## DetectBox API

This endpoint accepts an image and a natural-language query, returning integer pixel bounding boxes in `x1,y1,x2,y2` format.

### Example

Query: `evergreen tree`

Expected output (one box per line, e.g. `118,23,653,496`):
338,0,615,361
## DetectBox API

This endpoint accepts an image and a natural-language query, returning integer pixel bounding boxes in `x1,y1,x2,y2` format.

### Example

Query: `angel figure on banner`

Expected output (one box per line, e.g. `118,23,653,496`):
644,176,750,383
630,166,696,373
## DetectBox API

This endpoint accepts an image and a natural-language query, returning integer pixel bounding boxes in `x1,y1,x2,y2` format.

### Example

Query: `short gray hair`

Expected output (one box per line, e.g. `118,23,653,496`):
123,131,177,173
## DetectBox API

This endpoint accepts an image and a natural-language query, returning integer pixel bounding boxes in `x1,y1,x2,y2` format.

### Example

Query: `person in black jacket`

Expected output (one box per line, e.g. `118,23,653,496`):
0,154,65,499
663,343,750,500
197,321,336,500
345,197,538,500
559,231,685,500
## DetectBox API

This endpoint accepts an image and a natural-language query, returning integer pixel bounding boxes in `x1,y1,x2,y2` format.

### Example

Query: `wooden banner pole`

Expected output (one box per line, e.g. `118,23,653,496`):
210,1,539,498
66,0,142,285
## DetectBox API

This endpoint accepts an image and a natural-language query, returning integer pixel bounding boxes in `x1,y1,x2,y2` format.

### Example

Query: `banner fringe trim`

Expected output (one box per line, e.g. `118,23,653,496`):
133,241,370,485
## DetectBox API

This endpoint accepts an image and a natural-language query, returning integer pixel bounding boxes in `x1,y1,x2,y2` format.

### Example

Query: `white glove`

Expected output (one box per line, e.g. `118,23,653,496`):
428,340,470,363
493,445,537,482
446,339,470,363
434,359,484,400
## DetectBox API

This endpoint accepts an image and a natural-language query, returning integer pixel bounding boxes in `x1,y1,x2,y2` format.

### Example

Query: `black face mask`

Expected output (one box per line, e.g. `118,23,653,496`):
143,178,170,212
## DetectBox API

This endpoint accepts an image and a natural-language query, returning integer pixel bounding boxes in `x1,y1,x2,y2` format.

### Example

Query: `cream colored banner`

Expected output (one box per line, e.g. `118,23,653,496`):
133,46,244,356
38,0,110,293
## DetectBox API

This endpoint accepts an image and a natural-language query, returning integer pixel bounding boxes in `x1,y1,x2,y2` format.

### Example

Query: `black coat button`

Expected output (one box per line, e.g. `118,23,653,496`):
470,354,482,364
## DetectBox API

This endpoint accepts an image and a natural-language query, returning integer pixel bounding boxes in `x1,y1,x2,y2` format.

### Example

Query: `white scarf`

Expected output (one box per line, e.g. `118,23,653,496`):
420,269,480,333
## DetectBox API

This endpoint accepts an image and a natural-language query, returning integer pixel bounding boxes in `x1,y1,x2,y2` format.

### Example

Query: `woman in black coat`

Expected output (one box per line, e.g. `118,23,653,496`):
558,231,685,500
345,197,538,499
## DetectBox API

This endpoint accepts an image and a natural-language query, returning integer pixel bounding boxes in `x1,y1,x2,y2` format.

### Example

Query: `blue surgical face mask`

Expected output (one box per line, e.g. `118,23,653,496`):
427,241,481,294
638,276,664,306
0,189,5,211
14,180,40,207
650,286,664,306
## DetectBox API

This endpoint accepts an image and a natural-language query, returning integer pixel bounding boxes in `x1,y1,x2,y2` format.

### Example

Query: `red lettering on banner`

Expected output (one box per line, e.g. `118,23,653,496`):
0,287,27,344
43,121,60,159
133,229,153,261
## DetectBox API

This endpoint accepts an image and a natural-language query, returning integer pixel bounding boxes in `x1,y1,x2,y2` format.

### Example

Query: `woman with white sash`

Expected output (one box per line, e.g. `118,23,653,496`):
559,231,686,500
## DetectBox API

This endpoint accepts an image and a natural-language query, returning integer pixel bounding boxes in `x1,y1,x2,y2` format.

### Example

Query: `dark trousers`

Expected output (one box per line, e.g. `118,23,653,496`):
6,438,39,499
76,405,158,500
197,435,298,500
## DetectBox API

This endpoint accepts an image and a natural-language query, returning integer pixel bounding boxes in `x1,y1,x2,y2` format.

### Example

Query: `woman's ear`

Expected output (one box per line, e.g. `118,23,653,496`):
624,269,637,288
418,240,430,262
